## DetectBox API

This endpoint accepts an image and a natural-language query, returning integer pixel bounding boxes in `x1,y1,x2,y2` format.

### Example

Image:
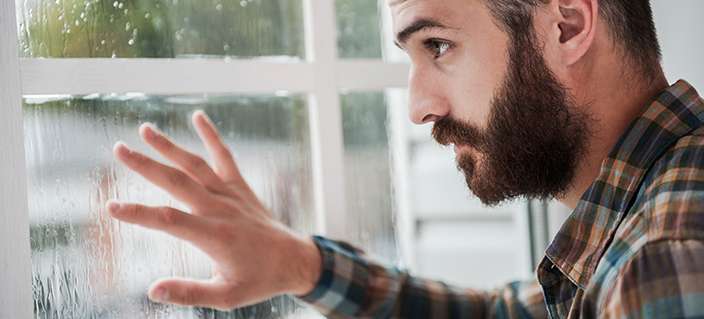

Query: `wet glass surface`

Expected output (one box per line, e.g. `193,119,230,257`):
335,0,383,59
340,91,398,263
24,93,320,318
16,0,305,59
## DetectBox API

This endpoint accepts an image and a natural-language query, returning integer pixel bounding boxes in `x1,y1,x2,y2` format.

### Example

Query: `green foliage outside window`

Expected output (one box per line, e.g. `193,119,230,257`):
18,0,305,58
336,0,383,58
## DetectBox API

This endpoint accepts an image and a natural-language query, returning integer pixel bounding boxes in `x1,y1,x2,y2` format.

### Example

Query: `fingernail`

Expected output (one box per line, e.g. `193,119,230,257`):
195,110,212,124
114,141,131,154
150,287,169,303
140,123,156,138
107,201,121,213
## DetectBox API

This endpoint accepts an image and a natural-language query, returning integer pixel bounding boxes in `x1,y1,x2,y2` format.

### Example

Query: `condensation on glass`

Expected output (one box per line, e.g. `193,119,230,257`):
335,0,383,59
24,93,320,318
15,0,305,59
340,91,399,263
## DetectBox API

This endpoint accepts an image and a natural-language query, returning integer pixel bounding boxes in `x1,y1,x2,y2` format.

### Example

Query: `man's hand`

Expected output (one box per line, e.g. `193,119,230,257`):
106,111,321,311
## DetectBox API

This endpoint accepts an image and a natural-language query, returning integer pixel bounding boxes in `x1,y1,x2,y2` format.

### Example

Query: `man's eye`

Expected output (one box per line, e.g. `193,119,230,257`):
423,39,453,59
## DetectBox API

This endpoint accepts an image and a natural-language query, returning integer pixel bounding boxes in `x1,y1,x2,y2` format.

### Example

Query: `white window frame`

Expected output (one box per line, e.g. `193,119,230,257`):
0,1,33,318
0,0,414,316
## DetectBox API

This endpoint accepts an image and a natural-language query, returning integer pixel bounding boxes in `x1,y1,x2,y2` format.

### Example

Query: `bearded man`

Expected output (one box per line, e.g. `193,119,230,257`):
107,0,704,317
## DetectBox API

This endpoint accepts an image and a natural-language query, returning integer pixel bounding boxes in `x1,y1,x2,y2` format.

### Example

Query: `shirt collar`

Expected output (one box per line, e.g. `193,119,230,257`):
544,80,704,289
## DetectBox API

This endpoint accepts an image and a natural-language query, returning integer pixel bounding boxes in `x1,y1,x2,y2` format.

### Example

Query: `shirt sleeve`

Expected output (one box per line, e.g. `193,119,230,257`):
297,236,548,319
596,239,704,318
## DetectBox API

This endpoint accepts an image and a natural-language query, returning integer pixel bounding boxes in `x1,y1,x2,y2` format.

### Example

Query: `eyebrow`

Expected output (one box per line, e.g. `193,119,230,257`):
395,18,448,48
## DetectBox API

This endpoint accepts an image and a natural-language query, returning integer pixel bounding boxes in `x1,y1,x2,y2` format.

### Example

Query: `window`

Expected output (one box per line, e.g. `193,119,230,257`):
341,91,398,262
1,0,539,318
17,0,306,59
25,94,318,318
3,0,411,317
335,0,382,59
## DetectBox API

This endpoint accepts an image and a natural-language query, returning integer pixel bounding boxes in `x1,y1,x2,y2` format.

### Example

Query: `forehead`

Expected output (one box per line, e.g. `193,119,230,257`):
387,0,485,30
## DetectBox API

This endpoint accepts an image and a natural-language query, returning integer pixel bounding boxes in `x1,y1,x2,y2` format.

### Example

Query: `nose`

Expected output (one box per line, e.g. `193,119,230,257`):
407,65,450,125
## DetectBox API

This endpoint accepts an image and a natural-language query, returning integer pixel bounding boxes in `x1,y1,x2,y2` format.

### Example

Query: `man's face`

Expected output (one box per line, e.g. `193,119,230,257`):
390,0,590,205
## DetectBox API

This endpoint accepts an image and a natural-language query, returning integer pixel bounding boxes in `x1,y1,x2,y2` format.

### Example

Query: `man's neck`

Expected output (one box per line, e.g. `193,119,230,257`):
560,69,670,209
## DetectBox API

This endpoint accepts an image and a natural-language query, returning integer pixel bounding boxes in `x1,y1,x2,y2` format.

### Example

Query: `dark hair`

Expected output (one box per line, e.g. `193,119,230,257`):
484,0,661,78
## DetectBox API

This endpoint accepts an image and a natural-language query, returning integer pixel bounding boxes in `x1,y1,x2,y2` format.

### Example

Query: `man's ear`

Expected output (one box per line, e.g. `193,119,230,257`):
556,0,598,66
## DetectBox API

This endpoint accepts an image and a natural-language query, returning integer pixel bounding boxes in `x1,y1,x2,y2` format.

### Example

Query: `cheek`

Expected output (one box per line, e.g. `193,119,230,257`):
449,63,501,128
445,36,509,130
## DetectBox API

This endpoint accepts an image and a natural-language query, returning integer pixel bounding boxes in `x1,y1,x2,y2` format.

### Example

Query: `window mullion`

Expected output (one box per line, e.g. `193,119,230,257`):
0,1,34,318
303,0,350,240
20,59,319,95
19,59,409,95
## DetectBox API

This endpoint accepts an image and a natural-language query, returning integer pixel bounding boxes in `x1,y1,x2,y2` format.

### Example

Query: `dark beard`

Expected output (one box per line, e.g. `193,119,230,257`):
432,32,591,206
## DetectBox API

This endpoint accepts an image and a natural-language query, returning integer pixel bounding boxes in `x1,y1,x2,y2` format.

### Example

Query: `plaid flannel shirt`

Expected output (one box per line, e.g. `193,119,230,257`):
299,80,704,319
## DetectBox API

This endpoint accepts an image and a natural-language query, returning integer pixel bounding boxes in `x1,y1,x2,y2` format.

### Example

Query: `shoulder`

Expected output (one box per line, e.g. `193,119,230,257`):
584,130,704,316
625,127,704,243
585,239,704,318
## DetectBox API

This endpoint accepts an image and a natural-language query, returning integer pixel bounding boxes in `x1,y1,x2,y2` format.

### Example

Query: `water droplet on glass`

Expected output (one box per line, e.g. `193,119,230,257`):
112,1,118,8
127,39,134,46
215,3,223,11
118,2,124,9
125,22,131,31
240,0,248,7
144,12,151,19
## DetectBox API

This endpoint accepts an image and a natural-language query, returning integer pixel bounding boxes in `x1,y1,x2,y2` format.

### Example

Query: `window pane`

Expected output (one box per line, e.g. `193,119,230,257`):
340,91,398,263
335,0,382,59
24,94,319,318
16,0,305,59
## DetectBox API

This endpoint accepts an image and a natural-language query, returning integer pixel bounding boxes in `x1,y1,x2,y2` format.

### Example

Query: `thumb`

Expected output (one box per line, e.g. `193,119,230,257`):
148,277,238,311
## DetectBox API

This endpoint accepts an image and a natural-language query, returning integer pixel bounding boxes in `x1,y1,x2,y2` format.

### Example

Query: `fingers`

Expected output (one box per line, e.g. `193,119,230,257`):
107,201,213,246
139,123,232,196
192,111,245,185
113,142,213,209
148,278,244,311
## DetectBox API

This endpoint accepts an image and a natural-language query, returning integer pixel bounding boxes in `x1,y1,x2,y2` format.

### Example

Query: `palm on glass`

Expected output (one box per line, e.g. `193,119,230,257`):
107,111,320,311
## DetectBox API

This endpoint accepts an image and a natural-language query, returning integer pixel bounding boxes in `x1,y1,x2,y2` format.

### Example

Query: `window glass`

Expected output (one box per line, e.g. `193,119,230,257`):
340,91,398,262
24,94,319,318
335,0,383,59
16,0,305,59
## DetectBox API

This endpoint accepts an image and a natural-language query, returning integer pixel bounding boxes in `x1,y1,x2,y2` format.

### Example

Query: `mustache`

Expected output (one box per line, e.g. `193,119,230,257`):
432,116,484,148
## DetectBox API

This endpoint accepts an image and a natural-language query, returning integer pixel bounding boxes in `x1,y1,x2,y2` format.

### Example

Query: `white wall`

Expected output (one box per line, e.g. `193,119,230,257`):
653,1,704,89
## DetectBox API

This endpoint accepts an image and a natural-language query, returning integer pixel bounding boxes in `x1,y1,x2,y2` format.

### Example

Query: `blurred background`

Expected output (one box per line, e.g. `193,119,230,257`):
10,0,704,318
